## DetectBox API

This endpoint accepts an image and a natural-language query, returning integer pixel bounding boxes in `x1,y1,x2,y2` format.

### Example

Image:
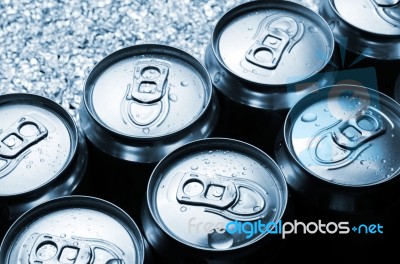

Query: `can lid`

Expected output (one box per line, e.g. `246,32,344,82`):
213,1,334,85
0,94,76,196
332,0,400,36
85,44,211,139
147,138,287,251
286,85,400,187
1,196,144,264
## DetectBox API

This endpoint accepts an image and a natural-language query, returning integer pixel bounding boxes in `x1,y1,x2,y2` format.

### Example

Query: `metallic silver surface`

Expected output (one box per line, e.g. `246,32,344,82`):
205,0,335,110
320,0,400,60
80,44,218,163
143,138,288,262
275,84,400,211
0,196,145,264
0,94,87,220
0,0,319,119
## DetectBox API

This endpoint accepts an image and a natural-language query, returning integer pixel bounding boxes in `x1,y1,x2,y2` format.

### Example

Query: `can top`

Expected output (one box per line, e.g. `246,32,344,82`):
0,94,76,196
1,196,144,264
147,138,288,251
212,1,334,85
285,85,400,187
84,44,212,139
331,0,400,36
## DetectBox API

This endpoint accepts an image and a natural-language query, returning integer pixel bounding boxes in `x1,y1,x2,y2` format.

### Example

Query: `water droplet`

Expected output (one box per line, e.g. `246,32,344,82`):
180,206,187,212
280,164,284,169
180,81,189,86
191,165,198,170
231,173,238,177
209,151,213,154
142,128,150,134
329,21,336,30
251,69,257,74
214,72,221,83
60,234,66,238
367,166,370,170
381,159,387,164
205,160,210,164
88,217,92,220
58,144,62,148
253,206,261,211
360,160,366,165
301,113,317,122
208,230,233,249
168,93,178,102
390,167,394,172
324,108,329,112
73,242,78,246
243,167,247,170
26,165,31,169
40,158,45,162
248,26,253,30
242,172,246,175
315,123,320,127
272,207,277,212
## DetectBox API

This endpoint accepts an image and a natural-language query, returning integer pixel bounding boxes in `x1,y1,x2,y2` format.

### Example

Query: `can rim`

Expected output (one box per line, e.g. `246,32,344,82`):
82,43,214,141
0,93,79,198
0,195,146,264
145,137,289,252
327,0,400,38
210,0,335,86
283,84,400,188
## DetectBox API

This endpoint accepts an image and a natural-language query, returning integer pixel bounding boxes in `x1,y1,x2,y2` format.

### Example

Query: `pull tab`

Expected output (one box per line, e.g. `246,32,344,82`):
176,172,269,221
130,62,169,104
245,15,304,69
371,0,400,25
176,172,237,209
20,233,125,264
332,109,385,150
0,116,47,159
245,29,290,69
373,0,399,6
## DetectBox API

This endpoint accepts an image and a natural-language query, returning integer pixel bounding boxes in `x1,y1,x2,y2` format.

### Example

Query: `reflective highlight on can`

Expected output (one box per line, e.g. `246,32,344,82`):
275,84,400,212
0,94,87,230
142,138,288,263
0,196,148,264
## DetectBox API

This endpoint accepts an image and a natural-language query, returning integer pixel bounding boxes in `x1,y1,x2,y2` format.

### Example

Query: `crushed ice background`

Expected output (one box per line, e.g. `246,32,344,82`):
0,0,319,120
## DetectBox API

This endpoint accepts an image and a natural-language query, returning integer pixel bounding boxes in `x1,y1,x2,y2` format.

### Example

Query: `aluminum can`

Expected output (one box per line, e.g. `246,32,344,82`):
0,196,149,263
79,44,218,221
0,93,87,240
320,0,400,97
205,0,336,155
142,138,289,264
275,84,400,213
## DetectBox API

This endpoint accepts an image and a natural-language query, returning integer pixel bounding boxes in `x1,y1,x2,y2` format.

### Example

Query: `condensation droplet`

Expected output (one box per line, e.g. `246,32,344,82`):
360,160,366,165
180,81,189,86
180,206,187,212
142,128,150,134
169,93,178,102
191,165,198,170
308,26,318,33
214,72,221,83
301,113,317,122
